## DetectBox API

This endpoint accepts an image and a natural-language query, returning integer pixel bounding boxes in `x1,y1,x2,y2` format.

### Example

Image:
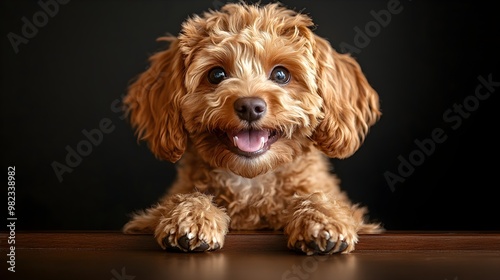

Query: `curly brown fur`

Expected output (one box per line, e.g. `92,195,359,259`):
123,2,382,254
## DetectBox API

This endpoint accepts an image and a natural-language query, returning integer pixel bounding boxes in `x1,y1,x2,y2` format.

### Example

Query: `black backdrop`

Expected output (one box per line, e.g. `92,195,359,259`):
1,0,499,231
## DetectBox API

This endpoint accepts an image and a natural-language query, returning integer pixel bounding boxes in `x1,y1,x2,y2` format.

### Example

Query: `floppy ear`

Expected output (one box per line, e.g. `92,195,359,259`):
311,35,381,158
124,37,187,162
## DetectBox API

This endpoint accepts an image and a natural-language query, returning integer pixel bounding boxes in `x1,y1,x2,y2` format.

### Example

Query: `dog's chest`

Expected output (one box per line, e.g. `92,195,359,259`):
208,169,288,229
212,170,277,197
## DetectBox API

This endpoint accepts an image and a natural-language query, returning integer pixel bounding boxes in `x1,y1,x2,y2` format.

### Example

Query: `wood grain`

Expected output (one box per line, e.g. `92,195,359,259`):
2,231,500,251
2,231,500,280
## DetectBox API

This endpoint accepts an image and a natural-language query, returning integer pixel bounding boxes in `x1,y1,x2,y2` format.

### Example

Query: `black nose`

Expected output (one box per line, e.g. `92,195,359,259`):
234,97,267,122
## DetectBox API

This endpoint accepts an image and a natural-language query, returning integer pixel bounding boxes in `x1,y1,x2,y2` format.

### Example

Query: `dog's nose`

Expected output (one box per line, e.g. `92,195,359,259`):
234,97,267,122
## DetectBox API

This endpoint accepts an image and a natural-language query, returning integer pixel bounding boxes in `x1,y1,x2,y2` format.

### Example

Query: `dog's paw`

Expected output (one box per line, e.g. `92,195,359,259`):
291,231,349,255
154,193,230,252
285,211,358,255
156,215,227,252
162,233,221,252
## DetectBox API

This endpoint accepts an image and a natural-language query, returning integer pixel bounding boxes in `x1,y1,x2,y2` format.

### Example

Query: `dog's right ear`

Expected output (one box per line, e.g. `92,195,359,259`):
124,37,187,162
311,35,380,159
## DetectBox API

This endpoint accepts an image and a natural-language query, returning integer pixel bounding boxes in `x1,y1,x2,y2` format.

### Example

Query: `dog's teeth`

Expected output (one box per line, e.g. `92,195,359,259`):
259,136,265,149
233,136,239,147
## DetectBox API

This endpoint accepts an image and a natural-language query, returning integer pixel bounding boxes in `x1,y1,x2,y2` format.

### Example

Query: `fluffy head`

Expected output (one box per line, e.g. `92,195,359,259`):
124,3,380,178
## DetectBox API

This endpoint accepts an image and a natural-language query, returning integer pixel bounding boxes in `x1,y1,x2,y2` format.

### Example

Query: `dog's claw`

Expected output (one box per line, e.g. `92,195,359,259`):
323,239,348,254
191,241,210,252
162,238,175,250
335,240,348,253
324,239,336,252
163,234,217,252
293,240,305,252
178,235,191,251
307,240,321,252
294,239,348,254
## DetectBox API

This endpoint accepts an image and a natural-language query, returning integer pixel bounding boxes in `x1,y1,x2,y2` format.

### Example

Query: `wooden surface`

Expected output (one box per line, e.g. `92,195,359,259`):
2,231,500,280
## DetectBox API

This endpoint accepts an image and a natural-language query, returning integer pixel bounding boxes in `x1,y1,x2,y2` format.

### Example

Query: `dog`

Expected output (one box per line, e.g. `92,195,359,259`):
123,2,382,255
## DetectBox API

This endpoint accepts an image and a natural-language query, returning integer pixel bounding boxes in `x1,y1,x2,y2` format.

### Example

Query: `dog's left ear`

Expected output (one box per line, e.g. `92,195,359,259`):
124,38,187,162
311,35,381,158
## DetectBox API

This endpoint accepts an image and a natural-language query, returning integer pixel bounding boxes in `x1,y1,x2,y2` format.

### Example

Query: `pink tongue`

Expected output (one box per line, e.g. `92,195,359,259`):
233,130,269,152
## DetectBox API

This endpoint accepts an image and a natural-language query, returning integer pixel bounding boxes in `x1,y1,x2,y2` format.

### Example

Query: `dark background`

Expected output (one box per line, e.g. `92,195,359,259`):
1,0,498,231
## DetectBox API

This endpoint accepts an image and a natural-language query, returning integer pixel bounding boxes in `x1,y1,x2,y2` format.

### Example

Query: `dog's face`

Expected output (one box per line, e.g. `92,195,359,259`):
124,3,380,178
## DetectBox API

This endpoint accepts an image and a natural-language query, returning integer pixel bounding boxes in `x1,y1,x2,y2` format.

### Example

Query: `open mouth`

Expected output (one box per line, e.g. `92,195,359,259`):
216,129,279,157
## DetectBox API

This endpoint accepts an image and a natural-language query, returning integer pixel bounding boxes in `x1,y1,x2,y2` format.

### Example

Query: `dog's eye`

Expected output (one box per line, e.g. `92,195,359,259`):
270,66,290,84
208,67,227,84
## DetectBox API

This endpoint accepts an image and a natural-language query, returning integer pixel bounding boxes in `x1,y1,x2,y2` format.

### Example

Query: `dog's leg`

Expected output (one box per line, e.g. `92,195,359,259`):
124,192,230,252
123,205,164,234
284,192,381,255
